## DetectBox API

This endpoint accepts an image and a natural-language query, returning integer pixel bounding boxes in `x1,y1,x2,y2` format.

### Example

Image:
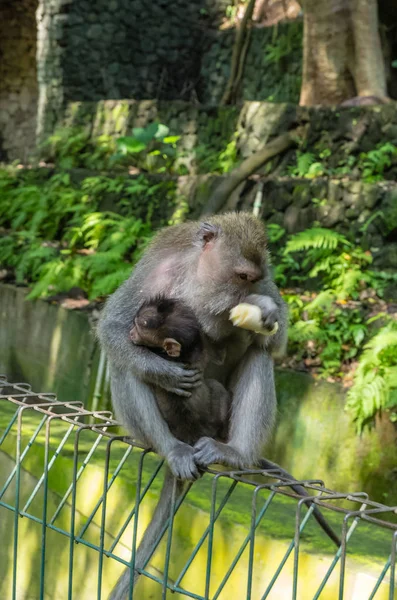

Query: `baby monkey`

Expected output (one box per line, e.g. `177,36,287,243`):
130,296,229,446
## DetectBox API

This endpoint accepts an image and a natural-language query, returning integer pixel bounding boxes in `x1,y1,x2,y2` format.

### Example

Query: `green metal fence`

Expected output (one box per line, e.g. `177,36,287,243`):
0,375,396,600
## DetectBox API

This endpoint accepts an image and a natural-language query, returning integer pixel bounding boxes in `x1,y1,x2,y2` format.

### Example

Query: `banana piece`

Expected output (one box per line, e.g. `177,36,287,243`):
229,303,279,336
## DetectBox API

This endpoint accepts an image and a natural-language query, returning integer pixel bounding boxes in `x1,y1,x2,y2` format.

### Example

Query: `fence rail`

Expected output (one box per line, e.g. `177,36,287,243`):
0,375,396,600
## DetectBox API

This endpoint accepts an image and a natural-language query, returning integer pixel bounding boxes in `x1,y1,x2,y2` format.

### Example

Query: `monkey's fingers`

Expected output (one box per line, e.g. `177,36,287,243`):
180,366,202,375
168,445,201,480
167,387,192,398
194,437,222,467
180,371,203,384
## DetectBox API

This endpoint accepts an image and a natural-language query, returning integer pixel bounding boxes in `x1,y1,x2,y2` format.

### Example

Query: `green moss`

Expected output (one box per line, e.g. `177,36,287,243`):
0,402,394,564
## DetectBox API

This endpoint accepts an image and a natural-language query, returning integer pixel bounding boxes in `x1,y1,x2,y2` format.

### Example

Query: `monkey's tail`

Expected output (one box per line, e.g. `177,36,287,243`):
258,458,341,548
109,468,186,600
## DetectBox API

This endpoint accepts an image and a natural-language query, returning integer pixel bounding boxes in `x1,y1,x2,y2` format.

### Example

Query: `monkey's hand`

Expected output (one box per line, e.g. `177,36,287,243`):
194,437,246,469
136,353,202,398
151,364,203,398
244,294,279,334
167,442,201,480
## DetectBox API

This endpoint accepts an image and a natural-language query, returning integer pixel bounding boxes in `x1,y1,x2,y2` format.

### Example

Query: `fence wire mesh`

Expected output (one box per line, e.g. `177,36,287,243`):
0,375,396,600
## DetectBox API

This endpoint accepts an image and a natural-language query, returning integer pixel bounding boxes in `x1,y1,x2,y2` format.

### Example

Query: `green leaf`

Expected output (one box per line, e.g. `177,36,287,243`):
116,137,146,154
154,123,170,140
163,135,180,144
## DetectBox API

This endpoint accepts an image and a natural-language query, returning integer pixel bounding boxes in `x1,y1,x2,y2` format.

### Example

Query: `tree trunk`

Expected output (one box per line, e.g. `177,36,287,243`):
351,0,387,96
300,0,355,105
300,0,387,106
221,0,257,105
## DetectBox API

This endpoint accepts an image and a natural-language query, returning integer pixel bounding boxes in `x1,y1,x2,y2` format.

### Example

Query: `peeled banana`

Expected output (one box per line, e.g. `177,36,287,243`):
229,303,279,336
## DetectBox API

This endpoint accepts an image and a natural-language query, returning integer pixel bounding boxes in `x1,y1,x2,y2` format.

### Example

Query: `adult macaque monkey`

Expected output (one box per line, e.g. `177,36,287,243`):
99,213,340,599
98,212,286,477
98,213,288,598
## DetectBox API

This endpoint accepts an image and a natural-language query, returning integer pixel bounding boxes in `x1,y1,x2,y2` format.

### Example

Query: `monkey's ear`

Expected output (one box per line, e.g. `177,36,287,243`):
198,222,221,246
163,338,182,357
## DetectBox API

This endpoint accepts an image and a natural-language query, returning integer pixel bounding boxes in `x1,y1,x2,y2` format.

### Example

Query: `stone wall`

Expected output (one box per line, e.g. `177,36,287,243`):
0,0,302,156
0,0,38,161
35,0,229,138
62,98,397,165
0,284,99,405
183,175,397,272
32,0,302,139
59,0,226,103
238,178,397,271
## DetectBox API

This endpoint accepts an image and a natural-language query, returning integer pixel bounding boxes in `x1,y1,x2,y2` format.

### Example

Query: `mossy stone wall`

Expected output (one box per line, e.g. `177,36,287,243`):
30,0,303,143
0,0,38,161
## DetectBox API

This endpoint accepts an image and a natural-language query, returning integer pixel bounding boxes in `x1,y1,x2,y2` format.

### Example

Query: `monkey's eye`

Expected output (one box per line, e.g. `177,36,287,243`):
142,320,148,326
238,273,248,281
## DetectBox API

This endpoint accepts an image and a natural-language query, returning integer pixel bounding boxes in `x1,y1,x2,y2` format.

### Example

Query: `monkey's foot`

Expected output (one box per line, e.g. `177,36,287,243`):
167,443,200,480
193,437,245,469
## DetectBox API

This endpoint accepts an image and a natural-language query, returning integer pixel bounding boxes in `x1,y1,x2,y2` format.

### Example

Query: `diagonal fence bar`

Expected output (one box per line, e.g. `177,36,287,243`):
0,375,396,600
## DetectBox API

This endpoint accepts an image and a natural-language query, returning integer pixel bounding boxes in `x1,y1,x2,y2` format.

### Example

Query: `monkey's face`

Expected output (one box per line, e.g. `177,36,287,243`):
194,214,267,312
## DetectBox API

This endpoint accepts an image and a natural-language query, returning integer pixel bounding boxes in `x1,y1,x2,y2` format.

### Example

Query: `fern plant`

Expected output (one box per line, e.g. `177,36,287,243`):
280,226,396,389
288,152,325,178
26,211,153,300
281,227,390,300
358,142,397,182
346,321,397,431
0,167,159,299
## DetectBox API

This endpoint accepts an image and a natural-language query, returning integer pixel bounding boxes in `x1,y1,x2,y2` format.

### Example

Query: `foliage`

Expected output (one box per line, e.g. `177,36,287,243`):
41,128,116,170
262,22,302,103
113,122,184,174
358,143,397,183
288,152,325,178
283,228,386,300
41,123,243,177
269,226,397,430
0,168,161,299
287,143,397,182
346,321,397,431
195,136,239,174
41,123,185,175
265,22,304,65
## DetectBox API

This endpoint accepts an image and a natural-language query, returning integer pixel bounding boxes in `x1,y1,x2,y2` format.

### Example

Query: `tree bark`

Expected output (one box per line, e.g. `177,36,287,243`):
300,0,387,106
351,0,387,97
300,0,355,105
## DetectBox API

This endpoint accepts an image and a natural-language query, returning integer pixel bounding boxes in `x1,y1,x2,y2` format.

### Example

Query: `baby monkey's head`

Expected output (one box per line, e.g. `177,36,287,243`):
130,296,202,361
